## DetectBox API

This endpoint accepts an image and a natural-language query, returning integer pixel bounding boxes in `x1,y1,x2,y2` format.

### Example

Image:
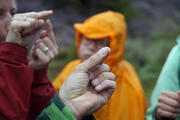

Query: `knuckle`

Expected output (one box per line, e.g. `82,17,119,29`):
110,72,116,80
158,96,163,102
162,91,168,96
100,72,106,79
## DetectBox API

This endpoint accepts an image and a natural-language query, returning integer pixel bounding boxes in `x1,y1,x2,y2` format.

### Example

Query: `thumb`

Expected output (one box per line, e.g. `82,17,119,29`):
77,47,110,72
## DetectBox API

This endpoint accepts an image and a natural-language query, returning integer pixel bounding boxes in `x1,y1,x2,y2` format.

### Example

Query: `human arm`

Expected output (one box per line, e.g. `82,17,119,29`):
28,19,58,119
2,10,55,120
146,44,180,120
0,42,33,120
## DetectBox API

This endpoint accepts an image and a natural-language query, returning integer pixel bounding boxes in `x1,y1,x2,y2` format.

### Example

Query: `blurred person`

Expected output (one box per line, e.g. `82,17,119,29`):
0,0,57,119
53,11,147,120
0,0,116,119
146,35,180,120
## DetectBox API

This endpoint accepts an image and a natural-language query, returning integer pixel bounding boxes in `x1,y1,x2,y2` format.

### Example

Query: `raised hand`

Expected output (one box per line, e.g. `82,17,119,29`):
5,10,53,47
156,91,180,119
28,20,58,70
59,47,116,120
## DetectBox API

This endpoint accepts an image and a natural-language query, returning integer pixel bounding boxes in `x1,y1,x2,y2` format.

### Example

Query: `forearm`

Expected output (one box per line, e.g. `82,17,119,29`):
146,45,180,120
0,42,33,119
28,68,56,119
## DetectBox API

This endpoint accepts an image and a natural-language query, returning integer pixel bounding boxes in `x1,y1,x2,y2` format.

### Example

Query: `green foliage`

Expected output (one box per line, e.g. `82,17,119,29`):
45,1,180,102
48,30,179,101
125,30,178,100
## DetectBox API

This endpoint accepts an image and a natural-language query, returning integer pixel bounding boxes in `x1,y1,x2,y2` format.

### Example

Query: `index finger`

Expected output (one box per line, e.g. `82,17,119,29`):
162,91,180,102
77,47,110,72
24,10,53,19
45,19,56,45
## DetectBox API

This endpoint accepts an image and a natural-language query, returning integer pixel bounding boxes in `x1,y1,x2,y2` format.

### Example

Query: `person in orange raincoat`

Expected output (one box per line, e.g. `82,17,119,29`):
53,11,147,120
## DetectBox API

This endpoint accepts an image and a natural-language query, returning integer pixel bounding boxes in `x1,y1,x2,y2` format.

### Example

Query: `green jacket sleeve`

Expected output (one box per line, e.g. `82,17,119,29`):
36,93,96,120
146,35,180,120
36,93,76,120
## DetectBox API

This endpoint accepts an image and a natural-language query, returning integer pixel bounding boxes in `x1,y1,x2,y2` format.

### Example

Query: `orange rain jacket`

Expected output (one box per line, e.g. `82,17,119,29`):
53,11,147,120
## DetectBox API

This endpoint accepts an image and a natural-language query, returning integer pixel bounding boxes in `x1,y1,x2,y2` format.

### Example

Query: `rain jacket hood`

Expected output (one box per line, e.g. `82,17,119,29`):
74,11,126,65
53,11,147,120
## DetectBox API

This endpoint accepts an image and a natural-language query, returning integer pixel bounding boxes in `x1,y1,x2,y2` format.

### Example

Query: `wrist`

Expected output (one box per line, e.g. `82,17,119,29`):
28,63,48,70
5,29,31,47
58,92,82,120
5,30,23,46
5,39,23,47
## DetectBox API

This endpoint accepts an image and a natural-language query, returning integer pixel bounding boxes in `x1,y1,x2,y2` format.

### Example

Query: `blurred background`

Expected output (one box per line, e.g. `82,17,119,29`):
17,0,180,102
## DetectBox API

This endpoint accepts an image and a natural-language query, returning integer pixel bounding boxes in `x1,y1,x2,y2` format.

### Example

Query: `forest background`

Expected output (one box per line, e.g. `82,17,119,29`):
18,0,180,102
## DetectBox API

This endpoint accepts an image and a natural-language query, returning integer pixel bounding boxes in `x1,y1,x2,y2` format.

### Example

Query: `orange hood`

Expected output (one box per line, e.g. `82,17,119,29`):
53,12,147,120
74,11,127,65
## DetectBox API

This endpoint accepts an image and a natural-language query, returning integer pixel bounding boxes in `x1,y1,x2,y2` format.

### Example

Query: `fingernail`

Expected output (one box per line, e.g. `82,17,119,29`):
42,10,53,13
45,10,53,12
96,84,103,91
92,78,99,86
89,72,94,79
98,47,110,57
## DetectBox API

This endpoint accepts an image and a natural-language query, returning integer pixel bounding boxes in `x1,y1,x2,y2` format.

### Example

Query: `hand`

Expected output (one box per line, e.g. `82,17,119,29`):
59,47,116,120
5,10,53,47
156,91,180,119
28,20,58,70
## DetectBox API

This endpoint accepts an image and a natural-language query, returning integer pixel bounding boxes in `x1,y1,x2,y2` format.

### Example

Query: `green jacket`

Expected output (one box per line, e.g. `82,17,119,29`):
146,35,180,120
36,93,95,120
